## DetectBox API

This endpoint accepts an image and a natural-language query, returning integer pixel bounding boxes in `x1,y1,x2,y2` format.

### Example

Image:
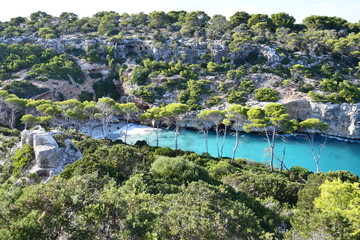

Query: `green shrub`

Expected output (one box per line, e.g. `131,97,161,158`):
89,72,103,79
228,90,248,104
153,147,185,157
3,81,49,99
60,144,142,182
78,91,94,102
93,78,120,100
12,144,34,177
288,166,313,182
254,88,280,102
26,55,85,83
299,83,314,93
223,172,302,205
205,96,222,107
150,156,210,183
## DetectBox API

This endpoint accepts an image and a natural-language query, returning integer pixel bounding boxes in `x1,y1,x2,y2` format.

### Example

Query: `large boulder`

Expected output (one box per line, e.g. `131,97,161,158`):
20,126,82,181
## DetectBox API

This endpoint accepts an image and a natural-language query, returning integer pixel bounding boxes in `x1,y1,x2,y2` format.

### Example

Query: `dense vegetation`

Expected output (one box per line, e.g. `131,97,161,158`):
0,132,359,239
0,10,359,105
0,9,359,239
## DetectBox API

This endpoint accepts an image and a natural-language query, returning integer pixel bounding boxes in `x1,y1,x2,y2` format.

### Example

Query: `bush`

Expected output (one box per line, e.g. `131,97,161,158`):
227,90,248,104
12,144,34,177
153,147,185,157
223,172,302,205
93,78,120,100
205,96,222,107
78,91,94,102
288,166,313,182
299,83,314,93
3,81,49,99
60,144,143,182
254,88,280,102
26,55,85,83
89,72,103,79
150,156,210,183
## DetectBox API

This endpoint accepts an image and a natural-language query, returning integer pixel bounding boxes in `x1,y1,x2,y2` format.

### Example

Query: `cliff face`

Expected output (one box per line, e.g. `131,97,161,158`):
1,36,359,139
0,36,272,64
284,99,360,139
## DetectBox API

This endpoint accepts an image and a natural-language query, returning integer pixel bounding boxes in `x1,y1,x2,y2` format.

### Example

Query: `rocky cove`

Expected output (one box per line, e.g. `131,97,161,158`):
0,35,359,139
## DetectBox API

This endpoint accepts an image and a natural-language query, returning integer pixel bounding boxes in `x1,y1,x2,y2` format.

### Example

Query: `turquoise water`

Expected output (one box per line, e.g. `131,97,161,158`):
118,126,360,176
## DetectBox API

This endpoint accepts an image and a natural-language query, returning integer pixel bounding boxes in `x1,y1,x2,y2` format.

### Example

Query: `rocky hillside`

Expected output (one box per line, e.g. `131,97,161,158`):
0,11,359,138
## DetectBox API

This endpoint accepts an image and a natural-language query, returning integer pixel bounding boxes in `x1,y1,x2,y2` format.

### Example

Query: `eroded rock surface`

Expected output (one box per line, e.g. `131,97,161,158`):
21,126,82,181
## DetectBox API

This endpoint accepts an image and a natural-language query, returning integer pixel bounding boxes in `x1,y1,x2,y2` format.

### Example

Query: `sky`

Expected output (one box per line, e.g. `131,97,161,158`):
0,0,359,23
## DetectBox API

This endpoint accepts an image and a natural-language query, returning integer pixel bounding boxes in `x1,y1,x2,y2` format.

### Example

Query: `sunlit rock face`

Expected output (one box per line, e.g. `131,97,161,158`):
21,126,82,181
284,100,360,139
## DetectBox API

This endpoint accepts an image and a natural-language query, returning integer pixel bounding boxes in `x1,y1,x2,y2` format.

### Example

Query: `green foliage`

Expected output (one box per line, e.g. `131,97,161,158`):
133,84,155,103
303,15,349,30
254,88,280,102
153,147,186,157
288,166,313,182
178,79,210,110
26,54,85,83
78,90,94,102
130,65,150,85
38,27,58,39
93,78,120,100
0,43,52,80
3,81,48,99
230,11,250,28
150,156,210,184
296,171,359,211
299,83,314,93
11,144,34,178
313,179,360,238
0,10,359,239
309,80,360,104
271,12,295,29
89,72,103,79
60,144,144,182
180,11,210,37
247,14,274,30
205,95,222,107
289,172,360,239
84,43,107,63
299,118,328,132
223,172,302,205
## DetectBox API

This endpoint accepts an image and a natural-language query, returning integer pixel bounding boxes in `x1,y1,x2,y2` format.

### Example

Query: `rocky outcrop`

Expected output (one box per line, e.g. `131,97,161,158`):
178,98,360,139
21,126,82,181
284,99,360,139
0,36,279,65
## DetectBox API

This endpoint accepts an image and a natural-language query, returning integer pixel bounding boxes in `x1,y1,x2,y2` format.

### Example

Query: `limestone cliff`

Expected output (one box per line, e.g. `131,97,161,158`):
1,36,359,139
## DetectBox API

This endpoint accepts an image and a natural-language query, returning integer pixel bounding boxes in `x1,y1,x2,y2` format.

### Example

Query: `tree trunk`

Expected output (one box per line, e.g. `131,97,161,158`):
155,128,159,146
205,129,209,153
265,128,276,172
175,125,179,149
270,128,276,172
215,125,220,157
232,129,239,160
154,121,159,147
10,109,15,129
102,118,109,139
220,125,227,157
125,119,129,143
88,120,93,137
280,147,286,173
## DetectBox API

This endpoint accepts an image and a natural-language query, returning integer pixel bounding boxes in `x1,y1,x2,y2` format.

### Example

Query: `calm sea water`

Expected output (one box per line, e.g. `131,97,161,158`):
107,124,360,176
